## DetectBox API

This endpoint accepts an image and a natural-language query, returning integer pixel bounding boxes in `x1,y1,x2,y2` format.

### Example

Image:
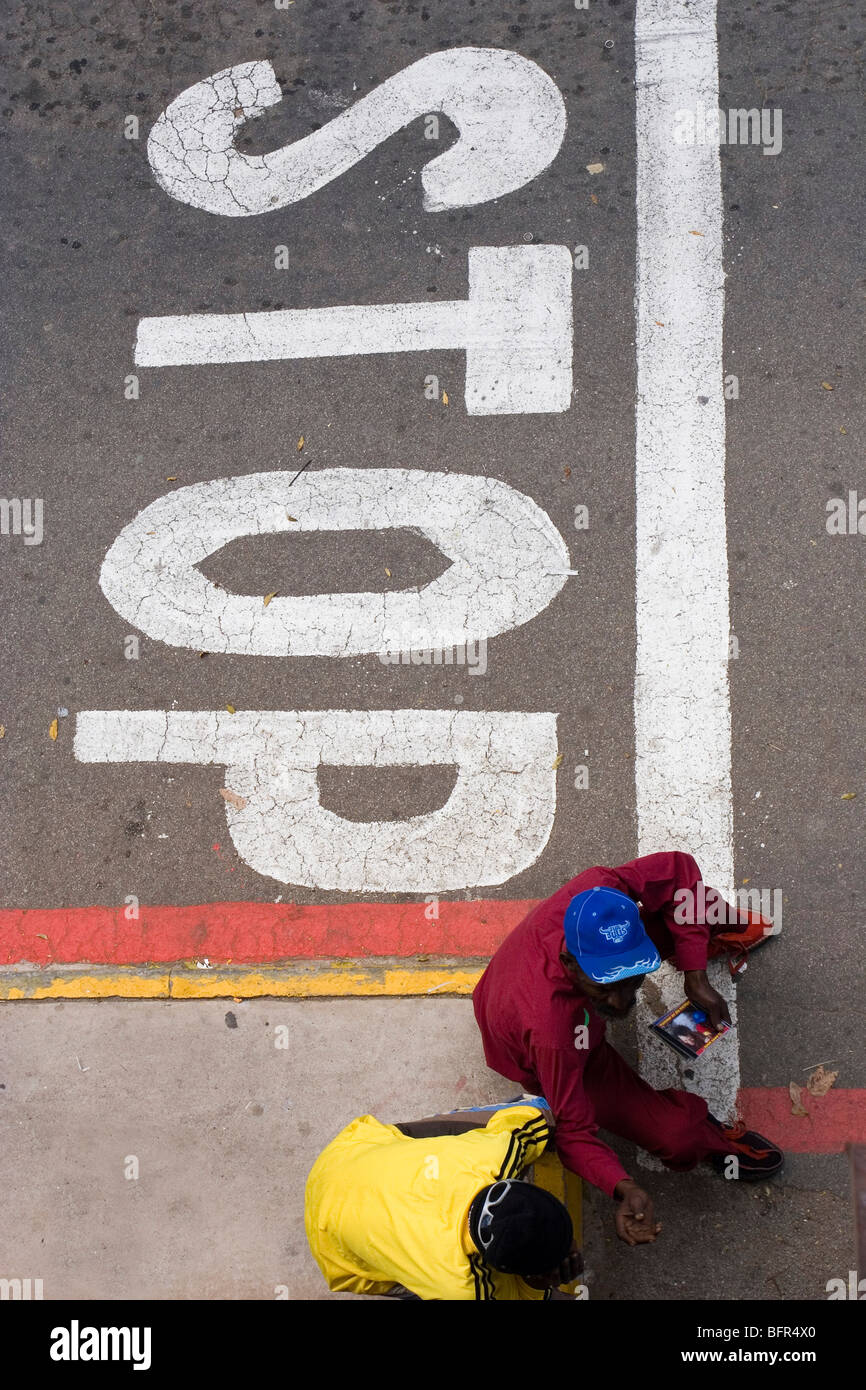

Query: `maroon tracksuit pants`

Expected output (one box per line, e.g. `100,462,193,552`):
577,1041,733,1170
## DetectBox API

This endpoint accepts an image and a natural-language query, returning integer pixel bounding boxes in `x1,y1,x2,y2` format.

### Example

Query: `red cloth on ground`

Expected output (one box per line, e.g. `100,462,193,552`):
472,852,733,1196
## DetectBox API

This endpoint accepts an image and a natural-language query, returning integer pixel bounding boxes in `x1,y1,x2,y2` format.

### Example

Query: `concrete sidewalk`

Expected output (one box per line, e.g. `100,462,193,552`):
0,997,851,1300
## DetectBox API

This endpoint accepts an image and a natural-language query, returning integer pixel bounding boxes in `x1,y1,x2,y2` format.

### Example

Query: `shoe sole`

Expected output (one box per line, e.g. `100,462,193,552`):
710,1155,784,1182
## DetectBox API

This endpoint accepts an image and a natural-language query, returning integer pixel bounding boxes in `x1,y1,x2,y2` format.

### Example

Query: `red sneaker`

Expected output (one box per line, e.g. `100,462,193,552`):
707,910,778,977
708,1118,784,1180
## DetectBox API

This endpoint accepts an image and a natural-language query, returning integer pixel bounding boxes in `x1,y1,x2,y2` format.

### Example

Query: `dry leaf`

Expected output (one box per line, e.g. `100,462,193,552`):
225,704,236,715
562,467,572,479
820,382,834,391
219,788,248,810
384,567,391,578
841,792,856,800
788,1081,809,1117
297,436,304,450
590,193,598,204
0,725,5,738
165,475,177,481
552,753,564,770
806,1064,838,1097
286,514,298,522
49,718,58,741
654,320,665,327
586,161,604,175
688,229,704,236
442,391,449,406
263,591,277,607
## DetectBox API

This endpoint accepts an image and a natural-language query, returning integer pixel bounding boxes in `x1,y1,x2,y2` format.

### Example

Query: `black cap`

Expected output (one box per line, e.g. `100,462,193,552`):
469,1181,573,1275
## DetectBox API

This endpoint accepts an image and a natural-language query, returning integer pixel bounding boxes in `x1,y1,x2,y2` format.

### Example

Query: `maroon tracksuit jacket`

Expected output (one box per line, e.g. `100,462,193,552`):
473,852,732,1195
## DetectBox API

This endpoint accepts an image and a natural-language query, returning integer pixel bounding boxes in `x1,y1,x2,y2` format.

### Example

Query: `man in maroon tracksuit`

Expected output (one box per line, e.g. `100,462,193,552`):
473,852,783,1247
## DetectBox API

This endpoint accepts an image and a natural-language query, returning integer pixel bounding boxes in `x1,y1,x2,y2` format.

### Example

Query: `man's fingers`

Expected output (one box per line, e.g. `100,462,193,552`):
615,1213,635,1245
711,1002,732,1031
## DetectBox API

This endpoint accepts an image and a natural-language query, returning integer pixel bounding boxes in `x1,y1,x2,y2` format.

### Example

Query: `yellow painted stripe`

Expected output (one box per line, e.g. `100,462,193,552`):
0,973,172,1000
0,961,484,1001
533,1149,583,1293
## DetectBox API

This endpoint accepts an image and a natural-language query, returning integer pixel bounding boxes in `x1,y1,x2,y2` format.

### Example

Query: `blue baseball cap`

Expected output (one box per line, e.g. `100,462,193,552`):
563,887,661,984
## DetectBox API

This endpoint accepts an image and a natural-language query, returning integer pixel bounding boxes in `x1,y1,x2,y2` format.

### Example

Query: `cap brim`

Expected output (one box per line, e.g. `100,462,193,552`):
576,944,662,984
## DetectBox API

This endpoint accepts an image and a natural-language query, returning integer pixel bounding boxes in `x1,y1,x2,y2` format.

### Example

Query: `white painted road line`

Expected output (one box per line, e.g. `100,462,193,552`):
146,49,567,216
633,0,738,1121
135,245,574,415
74,709,559,892
99,467,571,657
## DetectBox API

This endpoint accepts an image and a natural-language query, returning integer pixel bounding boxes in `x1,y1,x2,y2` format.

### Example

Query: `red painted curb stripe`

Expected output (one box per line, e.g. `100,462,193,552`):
738,1088,866,1154
0,900,536,966
3,906,864,1154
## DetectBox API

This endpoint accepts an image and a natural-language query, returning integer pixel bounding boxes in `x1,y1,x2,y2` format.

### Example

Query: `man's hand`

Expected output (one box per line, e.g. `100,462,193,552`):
683,969,732,1032
555,1240,583,1285
523,1239,583,1290
613,1179,661,1246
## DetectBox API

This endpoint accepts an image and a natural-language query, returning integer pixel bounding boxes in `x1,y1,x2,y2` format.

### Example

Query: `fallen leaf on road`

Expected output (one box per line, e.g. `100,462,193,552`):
562,467,571,479
442,391,449,405
0,726,5,738
225,704,236,714
788,1081,809,1117
586,161,604,174
841,792,856,799
820,382,834,391
36,933,47,940
286,514,298,522
688,229,704,236
165,475,177,481
655,320,665,327
49,718,58,741
806,1064,838,1096
384,567,391,578
552,753,564,770
220,788,248,810
590,193,598,204
297,436,304,450
263,591,277,607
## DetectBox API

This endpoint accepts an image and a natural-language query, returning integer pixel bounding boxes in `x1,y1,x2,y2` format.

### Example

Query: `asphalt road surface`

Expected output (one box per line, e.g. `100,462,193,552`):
0,0,864,1306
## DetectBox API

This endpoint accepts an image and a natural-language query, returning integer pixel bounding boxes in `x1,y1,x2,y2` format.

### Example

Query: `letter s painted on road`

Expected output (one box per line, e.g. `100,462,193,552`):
146,48,567,216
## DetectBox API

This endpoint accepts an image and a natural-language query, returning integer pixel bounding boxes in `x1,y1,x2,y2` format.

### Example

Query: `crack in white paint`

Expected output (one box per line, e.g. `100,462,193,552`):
634,0,737,1128
146,49,567,216
99,467,571,657
74,709,558,892
135,245,574,415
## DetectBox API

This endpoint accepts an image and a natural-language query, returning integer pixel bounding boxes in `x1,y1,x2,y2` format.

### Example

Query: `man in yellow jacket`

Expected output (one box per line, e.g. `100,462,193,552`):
304,1101,581,1300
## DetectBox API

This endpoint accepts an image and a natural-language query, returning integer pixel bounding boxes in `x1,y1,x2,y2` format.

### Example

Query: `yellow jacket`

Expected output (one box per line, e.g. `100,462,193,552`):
304,1105,551,1300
